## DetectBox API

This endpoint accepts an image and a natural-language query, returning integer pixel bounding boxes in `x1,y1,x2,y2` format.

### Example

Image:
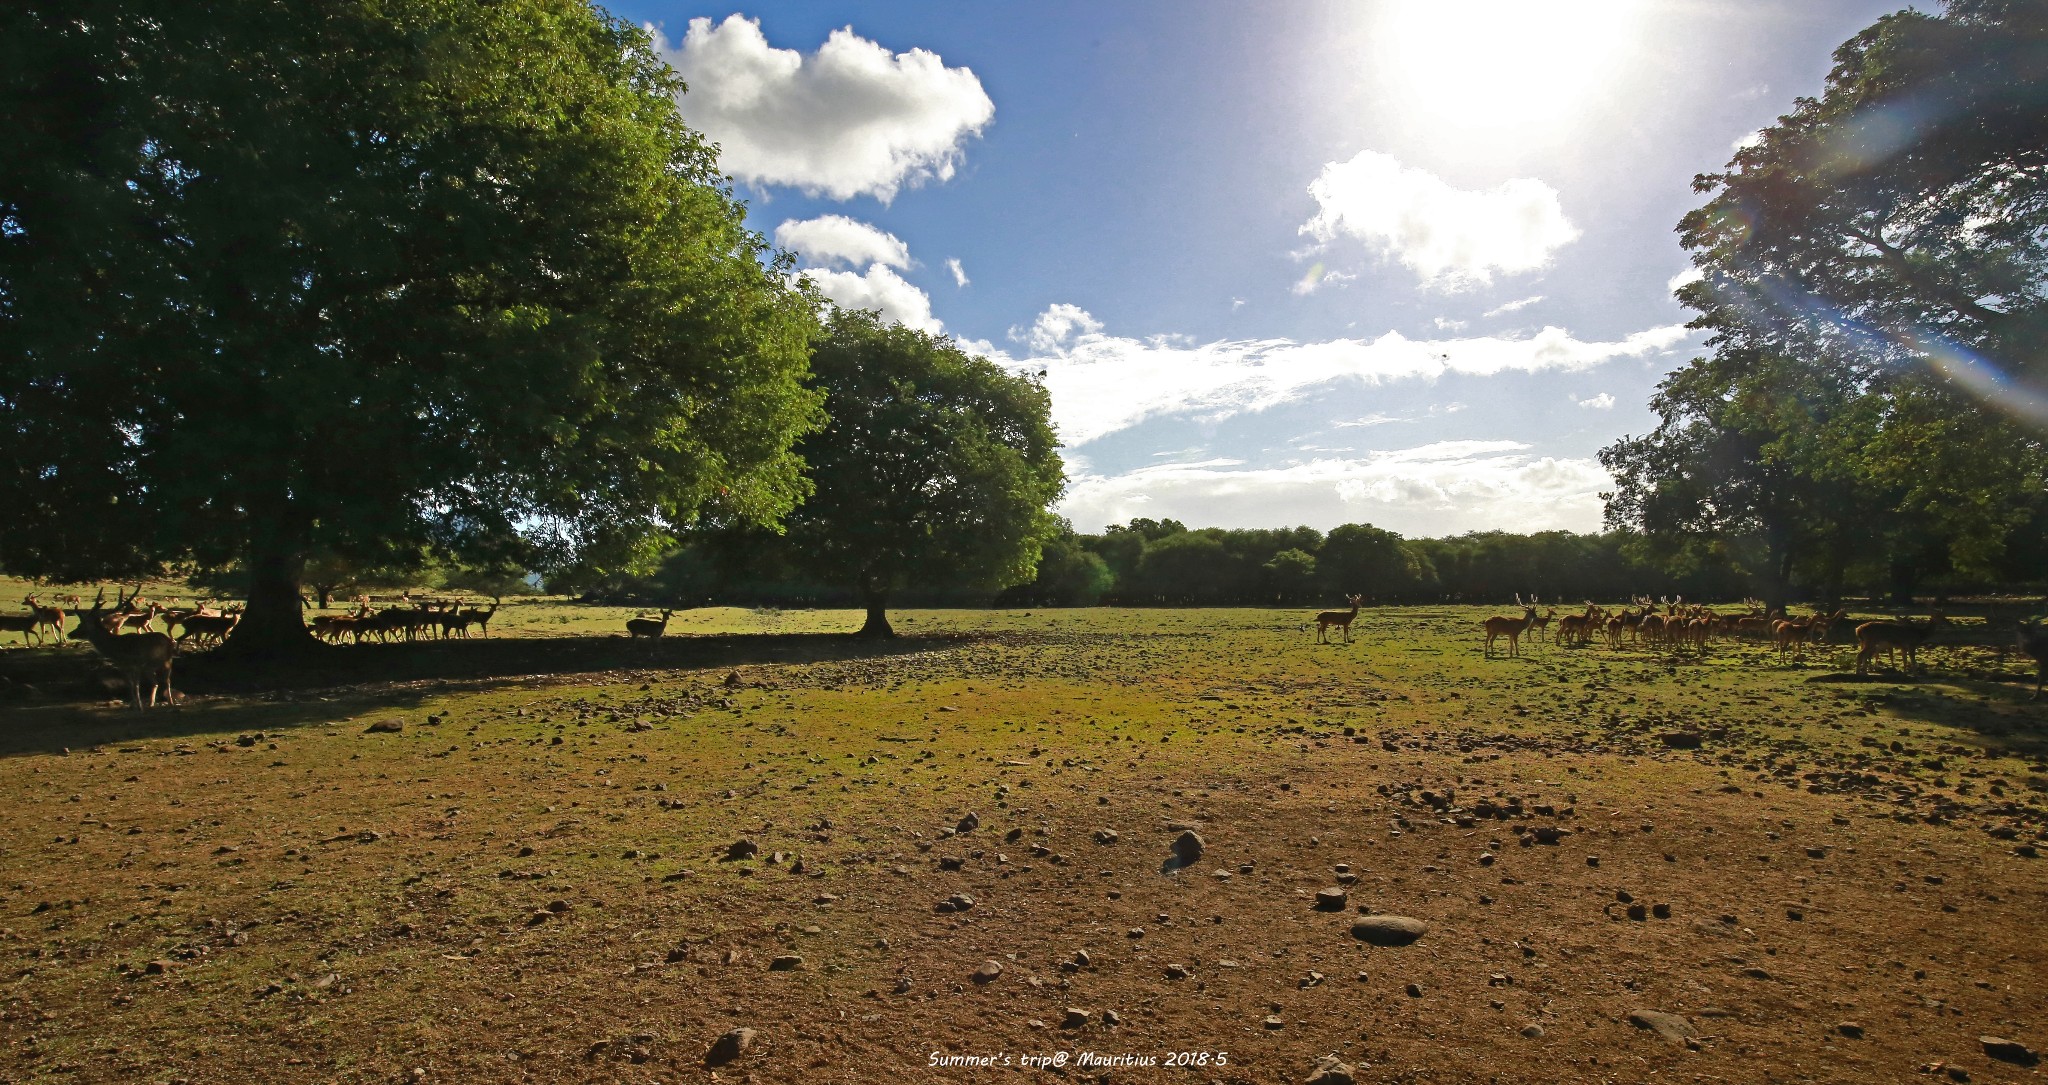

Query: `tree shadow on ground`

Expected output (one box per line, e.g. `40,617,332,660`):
1805,669,2048,760
0,632,968,757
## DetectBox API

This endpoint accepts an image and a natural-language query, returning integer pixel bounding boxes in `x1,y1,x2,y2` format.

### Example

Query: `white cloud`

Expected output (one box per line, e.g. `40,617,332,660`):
803,264,941,333
654,16,994,202
1001,304,1691,446
1576,392,1617,410
773,215,910,269
1011,303,1103,353
1300,150,1579,289
1059,443,1611,536
1433,317,1467,332
1231,297,1247,310
1732,129,1765,152
945,257,969,287
1484,295,1544,317
1666,265,1703,295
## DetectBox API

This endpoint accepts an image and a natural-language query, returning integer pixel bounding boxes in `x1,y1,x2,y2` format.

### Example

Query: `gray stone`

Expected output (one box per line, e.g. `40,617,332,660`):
1314,887,1348,912
971,960,1002,984
1304,1056,1356,1085
1349,915,1429,946
1172,830,1205,864
1627,1009,1698,1047
704,1027,756,1067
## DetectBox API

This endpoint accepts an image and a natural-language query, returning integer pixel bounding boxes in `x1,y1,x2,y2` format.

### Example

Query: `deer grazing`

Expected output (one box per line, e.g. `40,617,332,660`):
1313,595,1363,644
626,609,674,638
1854,611,1947,676
1482,596,1541,658
70,589,176,709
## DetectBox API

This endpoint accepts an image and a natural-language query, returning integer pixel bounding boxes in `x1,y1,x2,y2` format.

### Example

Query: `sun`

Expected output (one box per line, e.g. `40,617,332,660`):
1368,1,1643,153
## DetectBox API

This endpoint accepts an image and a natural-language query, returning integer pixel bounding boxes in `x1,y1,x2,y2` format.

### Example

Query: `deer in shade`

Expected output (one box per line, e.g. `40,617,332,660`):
71,589,176,709
626,609,674,638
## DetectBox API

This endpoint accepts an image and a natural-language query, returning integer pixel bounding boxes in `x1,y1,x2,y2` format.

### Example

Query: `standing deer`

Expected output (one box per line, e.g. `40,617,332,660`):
626,609,674,638
0,606,46,646
1854,612,1947,676
460,599,499,638
25,595,66,643
2015,619,2046,700
1313,595,1363,644
1483,596,1541,658
70,590,176,709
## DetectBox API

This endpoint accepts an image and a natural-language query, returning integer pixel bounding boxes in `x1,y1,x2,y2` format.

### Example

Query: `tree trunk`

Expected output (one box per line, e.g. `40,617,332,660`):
858,589,894,638
222,545,322,657
313,584,333,609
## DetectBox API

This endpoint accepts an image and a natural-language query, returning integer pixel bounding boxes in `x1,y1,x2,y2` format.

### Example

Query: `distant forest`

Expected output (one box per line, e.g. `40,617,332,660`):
583,515,2048,610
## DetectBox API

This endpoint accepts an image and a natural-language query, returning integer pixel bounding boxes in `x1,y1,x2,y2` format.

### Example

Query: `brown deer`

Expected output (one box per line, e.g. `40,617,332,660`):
1854,611,1947,676
1530,606,1557,644
70,590,176,709
1483,598,1541,658
25,595,67,643
2014,620,2046,700
626,609,674,638
0,606,47,646
459,599,499,638
1313,595,1363,643
174,612,239,648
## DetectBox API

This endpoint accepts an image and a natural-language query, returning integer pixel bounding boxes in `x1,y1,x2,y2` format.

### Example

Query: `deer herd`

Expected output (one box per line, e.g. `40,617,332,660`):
308,597,499,645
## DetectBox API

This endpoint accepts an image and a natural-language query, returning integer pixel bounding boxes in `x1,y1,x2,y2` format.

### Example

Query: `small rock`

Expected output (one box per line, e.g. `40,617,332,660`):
1171,830,1204,864
1404,982,1423,997
1093,829,1119,845
1304,1056,1357,1085
1263,1014,1285,1030
1164,963,1190,980
972,960,1002,984
1062,1007,1090,1029
1519,1024,1545,1038
1835,1021,1864,1039
1980,1037,2038,1066
1627,1009,1698,1047
143,959,172,975
1314,887,1348,911
364,720,403,734
1350,915,1429,946
768,955,803,971
704,1027,756,1067
724,839,760,862
956,812,980,834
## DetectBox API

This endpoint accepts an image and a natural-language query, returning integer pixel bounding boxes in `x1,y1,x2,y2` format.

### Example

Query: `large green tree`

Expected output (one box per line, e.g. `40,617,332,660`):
1607,0,2048,598
779,310,1064,637
0,1,821,653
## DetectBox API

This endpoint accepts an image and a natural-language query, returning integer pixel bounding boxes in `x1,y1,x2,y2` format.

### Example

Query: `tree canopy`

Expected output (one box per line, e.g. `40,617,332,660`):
773,310,1065,636
1603,0,2048,604
0,0,821,651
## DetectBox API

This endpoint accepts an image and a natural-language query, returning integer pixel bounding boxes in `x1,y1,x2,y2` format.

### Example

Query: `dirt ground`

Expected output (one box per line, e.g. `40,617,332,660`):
0,603,2042,1084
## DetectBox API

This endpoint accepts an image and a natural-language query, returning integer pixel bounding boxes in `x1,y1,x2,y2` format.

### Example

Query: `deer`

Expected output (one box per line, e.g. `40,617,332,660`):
0,605,47,646
626,609,674,638
1530,606,1557,645
174,611,240,648
1483,597,1541,658
1772,612,1819,662
25,595,67,643
1854,611,1947,676
459,599,499,638
70,589,176,709
2014,619,2046,700
1313,595,1363,644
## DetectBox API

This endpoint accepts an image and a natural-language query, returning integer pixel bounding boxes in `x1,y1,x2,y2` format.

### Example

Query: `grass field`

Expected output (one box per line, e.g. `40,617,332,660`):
0,593,2043,1084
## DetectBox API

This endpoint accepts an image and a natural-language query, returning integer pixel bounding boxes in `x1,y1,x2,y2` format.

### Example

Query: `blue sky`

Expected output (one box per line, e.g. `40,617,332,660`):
609,0,1908,537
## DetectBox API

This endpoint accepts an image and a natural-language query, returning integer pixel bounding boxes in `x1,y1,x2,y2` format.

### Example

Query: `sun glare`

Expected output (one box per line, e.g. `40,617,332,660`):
1370,1,1642,152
